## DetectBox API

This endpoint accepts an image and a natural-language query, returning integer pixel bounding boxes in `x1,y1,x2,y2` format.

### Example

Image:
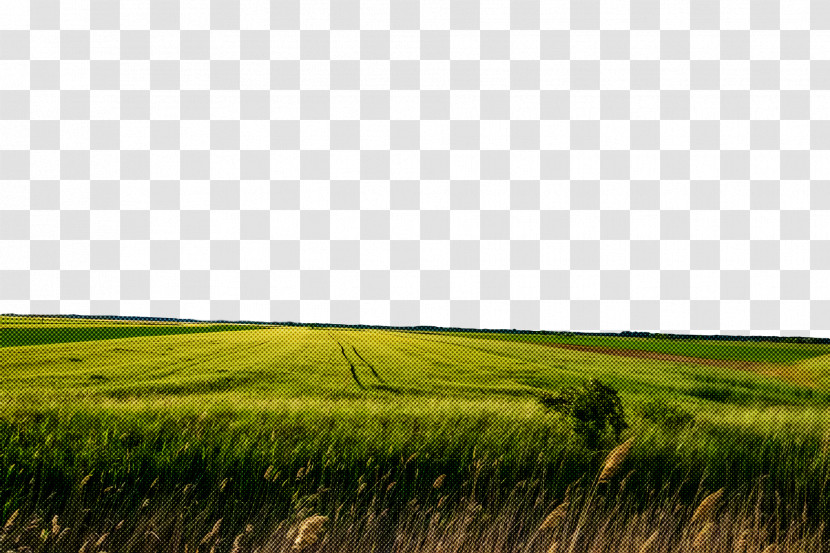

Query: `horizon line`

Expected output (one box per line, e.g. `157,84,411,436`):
2,313,828,344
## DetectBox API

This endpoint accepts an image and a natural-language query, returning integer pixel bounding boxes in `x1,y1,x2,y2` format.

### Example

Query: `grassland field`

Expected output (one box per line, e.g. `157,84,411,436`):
2,317,830,552
436,331,830,365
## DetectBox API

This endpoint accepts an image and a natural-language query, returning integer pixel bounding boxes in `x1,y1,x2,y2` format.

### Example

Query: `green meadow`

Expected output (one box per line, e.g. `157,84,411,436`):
430,330,830,365
1,318,830,552
0,317,263,348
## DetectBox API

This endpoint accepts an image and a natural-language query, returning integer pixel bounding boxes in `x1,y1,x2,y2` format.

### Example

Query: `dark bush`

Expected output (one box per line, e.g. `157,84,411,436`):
639,398,695,429
538,379,628,447
687,384,733,403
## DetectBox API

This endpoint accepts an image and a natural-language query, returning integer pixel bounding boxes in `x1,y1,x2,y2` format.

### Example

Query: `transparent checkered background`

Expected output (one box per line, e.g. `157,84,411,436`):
1,1,830,335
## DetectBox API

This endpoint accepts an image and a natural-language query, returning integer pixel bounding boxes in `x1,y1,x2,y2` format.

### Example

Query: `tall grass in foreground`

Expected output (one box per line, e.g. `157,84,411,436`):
0,398,828,552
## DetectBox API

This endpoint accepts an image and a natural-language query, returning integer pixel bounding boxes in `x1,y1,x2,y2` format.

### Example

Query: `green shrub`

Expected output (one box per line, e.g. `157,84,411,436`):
538,379,628,447
639,398,695,429
687,384,734,403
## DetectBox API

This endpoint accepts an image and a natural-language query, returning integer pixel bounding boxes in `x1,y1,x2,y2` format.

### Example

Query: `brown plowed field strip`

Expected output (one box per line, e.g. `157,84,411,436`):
542,342,817,386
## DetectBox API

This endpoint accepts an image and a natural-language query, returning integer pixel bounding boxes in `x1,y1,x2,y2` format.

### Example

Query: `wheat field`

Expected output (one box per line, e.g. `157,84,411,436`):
1,320,830,552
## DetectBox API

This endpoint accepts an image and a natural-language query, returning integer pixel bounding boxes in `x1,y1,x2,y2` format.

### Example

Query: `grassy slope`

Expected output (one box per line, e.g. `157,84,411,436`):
437,331,830,364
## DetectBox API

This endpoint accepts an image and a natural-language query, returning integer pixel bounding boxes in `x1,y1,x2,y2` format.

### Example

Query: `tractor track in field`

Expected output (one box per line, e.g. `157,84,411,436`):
329,332,398,392
350,345,387,385
337,341,365,390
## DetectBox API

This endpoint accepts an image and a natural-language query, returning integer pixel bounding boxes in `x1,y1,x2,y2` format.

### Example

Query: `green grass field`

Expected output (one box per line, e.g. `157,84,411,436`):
0,317,263,348
2,318,830,552
429,330,830,365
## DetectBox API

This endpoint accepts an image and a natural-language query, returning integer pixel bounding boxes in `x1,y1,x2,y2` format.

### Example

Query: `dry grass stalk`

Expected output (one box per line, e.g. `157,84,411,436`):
539,501,570,530
51,515,59,536
199,518,222,548
293,515,328,551
2,508,18,532
230,524,253,553
433,475,446,489
638,530,659,553
79,473,92,489
598,439,634,483
24,515,41,532
693,521,715,550
690,488,724,526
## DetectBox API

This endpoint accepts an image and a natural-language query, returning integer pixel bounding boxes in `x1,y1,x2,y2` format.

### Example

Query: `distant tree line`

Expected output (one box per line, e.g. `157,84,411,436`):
4,313,828,344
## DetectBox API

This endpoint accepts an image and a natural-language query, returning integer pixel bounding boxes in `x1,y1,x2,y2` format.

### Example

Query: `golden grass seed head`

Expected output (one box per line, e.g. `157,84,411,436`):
598,439,634,483
693,521,715,550
433,475,446,489
79,474,91,489
638,530,659,553
3,509,18,532
539,501,569,530
690,488,724,526
293,515,328,551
